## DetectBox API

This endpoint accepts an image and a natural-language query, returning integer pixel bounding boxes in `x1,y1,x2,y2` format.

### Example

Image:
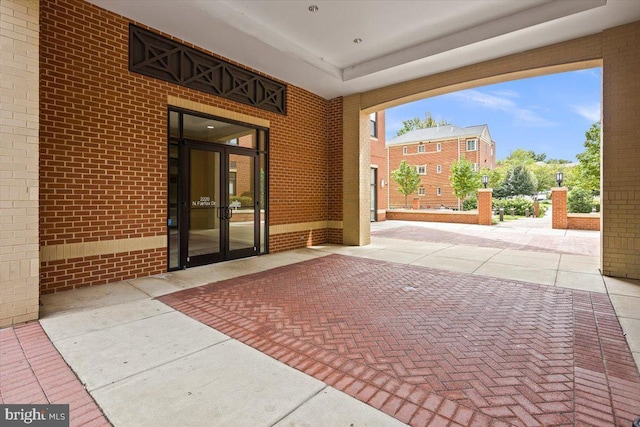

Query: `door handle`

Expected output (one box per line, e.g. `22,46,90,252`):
226,207,233,220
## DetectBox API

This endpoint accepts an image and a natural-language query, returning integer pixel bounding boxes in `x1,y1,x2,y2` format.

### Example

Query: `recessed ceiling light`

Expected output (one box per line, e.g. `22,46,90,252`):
308,5,318,12
206,125,215,129
353,38,363,44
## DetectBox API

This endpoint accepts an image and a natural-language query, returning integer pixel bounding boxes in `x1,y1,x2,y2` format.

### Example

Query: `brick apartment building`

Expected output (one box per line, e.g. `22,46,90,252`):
386,125,496,209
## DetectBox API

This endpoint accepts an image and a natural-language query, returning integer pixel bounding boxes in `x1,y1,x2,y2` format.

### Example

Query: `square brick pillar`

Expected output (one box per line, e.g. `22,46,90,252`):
552,187,568,229
412,197,420,210
477,189,493,225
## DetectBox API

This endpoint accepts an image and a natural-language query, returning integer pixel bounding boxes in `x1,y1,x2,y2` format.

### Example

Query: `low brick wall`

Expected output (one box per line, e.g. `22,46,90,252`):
386,209,478,224
567,213,600,231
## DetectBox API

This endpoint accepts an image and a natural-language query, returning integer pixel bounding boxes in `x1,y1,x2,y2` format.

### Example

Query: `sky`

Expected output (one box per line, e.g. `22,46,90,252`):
384,68,601,162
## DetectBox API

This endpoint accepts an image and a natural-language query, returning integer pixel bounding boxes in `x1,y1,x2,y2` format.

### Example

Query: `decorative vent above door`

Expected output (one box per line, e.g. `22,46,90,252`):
129,24,287,115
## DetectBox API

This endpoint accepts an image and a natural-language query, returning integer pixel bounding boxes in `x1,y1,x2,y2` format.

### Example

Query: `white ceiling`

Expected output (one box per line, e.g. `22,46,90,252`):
88,0,640,99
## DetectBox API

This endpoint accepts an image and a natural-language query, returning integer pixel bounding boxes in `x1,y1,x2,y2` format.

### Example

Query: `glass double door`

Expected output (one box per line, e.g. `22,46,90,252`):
177,142,258,268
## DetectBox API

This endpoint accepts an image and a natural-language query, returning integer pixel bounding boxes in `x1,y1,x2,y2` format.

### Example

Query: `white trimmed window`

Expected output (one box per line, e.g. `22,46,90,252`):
437,187,442,196
491,147,494,156
403,146,408,155
473,163,478,171
418,187,425,196
417,165,426,175
466,139,477,151
436,143,441,152
437,165,442,174
418,144,425,153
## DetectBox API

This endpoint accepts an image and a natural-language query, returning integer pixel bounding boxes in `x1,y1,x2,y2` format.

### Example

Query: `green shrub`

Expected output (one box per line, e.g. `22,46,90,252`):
463,196,477,211
492,197,546,217
567,188,593,213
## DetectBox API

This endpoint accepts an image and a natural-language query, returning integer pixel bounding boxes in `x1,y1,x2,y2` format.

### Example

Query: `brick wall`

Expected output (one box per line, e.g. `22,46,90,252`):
386,210,478,224
602,21,640,279
327,97,343,243
0,0,40,327
39,0,333,292
370,111,386,220
567,214,601,231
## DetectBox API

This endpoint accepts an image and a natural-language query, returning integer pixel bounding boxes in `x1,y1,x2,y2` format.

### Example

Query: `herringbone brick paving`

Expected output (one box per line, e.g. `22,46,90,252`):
372,226,598,257
0,322,110,426
160,254,640,427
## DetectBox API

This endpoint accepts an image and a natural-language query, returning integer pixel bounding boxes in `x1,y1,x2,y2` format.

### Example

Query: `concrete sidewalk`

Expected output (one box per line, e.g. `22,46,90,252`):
3,218,639,425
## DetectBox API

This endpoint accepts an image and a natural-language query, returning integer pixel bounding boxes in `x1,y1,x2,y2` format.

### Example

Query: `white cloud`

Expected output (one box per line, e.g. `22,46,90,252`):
571,103,601,122
448,89,558,127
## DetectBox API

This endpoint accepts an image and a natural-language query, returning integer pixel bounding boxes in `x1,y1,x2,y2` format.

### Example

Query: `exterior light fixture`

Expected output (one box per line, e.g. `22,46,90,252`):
353,38,362,44
482,175,488,189
555,171,564,187
308,5,318,12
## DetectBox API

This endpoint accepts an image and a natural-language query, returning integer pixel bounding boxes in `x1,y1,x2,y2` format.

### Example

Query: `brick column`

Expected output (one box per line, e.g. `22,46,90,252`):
0,0,40,327
477,189,493,225
552,187,568,229
412,197,420,210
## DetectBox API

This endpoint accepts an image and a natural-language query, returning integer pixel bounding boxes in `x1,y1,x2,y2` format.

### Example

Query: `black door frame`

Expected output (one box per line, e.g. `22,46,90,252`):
179,140,259,269
167,108,267,271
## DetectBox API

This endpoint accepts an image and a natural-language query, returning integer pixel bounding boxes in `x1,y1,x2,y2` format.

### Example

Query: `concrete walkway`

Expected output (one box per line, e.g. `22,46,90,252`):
2,217,639,426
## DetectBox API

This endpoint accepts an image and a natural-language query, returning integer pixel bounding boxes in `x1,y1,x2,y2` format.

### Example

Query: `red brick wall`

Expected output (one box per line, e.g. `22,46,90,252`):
567,214,601,231
388,137,461,208
327,97,343,243
40,0,333,292
370,111,387,219
386,210,478,224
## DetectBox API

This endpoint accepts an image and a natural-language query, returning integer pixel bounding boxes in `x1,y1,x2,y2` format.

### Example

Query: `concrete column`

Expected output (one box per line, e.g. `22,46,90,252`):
551,187,568,230
477,189,493,226
342,95,371,246
0,0,40,327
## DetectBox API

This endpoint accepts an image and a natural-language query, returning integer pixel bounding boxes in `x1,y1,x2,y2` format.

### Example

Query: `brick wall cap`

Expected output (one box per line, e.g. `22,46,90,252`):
477,188,493,193
567,213,600,218
387,209,477,216
551,187,568,192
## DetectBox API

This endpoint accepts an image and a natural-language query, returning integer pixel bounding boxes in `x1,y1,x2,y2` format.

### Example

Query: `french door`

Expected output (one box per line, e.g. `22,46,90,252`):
168,109,267,271
179,142,258,268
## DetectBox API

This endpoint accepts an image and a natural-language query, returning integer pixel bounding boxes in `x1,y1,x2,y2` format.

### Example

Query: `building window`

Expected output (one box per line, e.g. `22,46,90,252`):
417,165,426,175
418,144,425,153
402,146,407,155
437,187,441,196
436,143,441,152
437,165,442,174
418,187,425,196
466,139,477,151
491,147,494,156
370,113,377,138
473,163,478,171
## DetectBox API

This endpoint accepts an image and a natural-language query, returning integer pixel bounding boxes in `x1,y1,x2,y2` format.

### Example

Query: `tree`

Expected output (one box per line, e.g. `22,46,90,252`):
449,158,481,210
530,162,556,192
501,164,537,197
396,112,449,136
574,121,601,194
391,160,421,208
527,150,547,162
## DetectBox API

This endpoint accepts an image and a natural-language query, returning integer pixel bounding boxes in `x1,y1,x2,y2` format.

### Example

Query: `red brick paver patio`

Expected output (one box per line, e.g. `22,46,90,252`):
373,225,598,257
0,322,110,427
160,254,640,427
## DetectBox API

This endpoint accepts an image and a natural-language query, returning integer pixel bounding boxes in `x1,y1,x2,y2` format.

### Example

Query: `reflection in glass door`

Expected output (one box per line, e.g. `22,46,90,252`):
187,148,221,266
227,152,256,257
